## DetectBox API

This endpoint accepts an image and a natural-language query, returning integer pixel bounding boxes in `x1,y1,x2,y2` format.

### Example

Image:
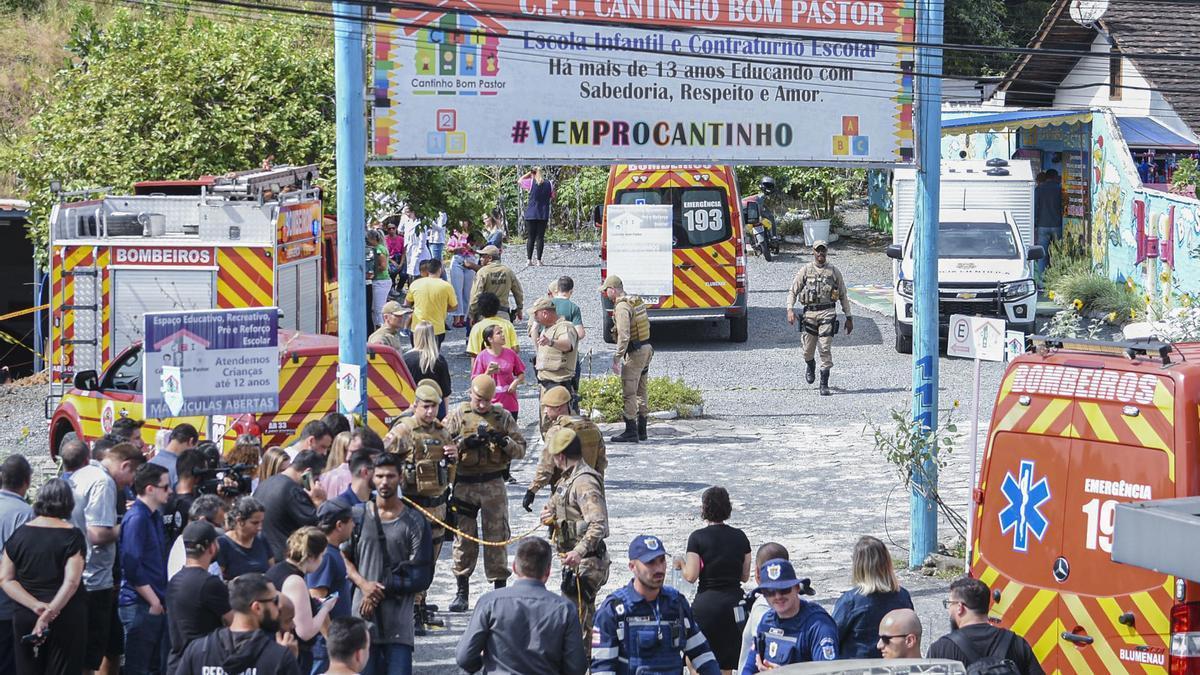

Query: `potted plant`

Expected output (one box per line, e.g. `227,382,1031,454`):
794,168,860,246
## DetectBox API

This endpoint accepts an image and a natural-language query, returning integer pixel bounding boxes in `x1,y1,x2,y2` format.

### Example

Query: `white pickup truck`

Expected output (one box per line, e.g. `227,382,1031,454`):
887,208,1043,353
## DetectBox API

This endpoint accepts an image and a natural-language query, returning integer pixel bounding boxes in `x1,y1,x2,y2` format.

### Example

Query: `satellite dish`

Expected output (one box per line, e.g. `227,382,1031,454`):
1069,0,1108,27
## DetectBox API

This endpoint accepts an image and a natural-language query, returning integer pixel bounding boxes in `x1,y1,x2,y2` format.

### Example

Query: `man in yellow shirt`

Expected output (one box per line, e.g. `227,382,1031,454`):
406,258,458,346
466,292,520,357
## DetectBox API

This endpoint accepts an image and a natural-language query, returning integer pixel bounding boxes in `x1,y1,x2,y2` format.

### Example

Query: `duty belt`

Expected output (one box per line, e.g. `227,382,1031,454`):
804,302,836,311
406,493,447,507
627,339,650,350
454,470,507,484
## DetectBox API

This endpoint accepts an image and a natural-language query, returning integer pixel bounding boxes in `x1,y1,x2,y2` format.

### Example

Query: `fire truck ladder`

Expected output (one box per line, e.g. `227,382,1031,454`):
50,260,101,401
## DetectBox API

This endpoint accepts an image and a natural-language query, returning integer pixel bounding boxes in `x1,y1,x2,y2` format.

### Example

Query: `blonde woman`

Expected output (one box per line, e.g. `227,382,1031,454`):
257,447,291,487
266,526,338,673
831,535,913,658
318,431,354,498
403,321,451,417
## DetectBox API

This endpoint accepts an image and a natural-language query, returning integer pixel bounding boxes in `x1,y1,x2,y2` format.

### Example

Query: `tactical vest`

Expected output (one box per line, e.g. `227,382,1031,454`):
477,264,514,307
396,416,453,497
552,463,603,553
614,296,651,342
798,264,840,307
607,586,689,672
546,416,605,478
454,403,512,474
537,319,578,381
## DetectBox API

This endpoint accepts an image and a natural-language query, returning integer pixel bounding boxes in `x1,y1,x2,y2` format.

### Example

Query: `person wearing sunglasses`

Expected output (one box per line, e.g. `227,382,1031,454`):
175,573,301,674
740,558,839,673
877,608,923,659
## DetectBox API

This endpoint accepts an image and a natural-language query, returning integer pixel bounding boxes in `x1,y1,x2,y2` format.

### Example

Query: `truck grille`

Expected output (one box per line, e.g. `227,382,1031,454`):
939,300,1001,319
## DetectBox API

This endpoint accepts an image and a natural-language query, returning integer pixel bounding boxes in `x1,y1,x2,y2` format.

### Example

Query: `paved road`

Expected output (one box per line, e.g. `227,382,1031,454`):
416,233,1009,672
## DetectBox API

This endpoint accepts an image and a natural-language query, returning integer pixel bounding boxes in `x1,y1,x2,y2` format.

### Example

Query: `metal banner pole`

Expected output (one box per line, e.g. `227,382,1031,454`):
910,0,944,568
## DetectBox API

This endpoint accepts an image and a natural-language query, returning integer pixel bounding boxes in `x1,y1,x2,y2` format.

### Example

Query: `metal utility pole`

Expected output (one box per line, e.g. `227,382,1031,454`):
333,0,367,419
910,0,943,568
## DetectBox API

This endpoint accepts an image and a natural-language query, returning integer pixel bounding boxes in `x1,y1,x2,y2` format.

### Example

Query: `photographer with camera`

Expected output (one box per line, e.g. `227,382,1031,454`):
384,381,457,633
443,374,527,614
343,454,433,675
162,448,210,546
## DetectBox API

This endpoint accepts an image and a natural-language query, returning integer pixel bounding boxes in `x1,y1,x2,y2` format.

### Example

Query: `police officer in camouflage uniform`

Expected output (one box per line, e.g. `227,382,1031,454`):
539,427,610,637
368,301,412,351
532,296,579,400
384,379,457,630
444,374,527,612
522,385,607,513
786,240,853,396
468,245,524,323
601,275,652,443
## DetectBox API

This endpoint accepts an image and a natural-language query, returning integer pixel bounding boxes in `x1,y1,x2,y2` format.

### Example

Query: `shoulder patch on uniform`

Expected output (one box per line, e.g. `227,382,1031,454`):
615,603,625,616
819,636,836,660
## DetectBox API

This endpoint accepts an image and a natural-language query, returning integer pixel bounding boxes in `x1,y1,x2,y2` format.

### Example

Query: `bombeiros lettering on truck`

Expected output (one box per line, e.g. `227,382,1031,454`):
1009,364,1158,405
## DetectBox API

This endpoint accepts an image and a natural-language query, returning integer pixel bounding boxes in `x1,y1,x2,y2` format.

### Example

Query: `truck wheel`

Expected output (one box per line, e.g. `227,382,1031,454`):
602,312,616,344
895,319,913,354
729,315,749,343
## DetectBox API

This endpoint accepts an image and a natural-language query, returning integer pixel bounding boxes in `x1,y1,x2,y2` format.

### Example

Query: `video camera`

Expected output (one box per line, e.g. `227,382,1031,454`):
460,421,508,450
195,463,254,498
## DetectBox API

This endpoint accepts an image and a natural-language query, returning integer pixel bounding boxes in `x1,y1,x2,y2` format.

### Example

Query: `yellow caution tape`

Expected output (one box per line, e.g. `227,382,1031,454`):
0,329,34,354
0,304,48,322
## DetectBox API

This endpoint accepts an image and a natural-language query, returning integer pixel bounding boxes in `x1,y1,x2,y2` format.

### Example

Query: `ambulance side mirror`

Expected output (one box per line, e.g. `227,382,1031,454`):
743,202,760,225
885,244,903,260
1026,245,1046,261
73,370,99,391
590,205,603,226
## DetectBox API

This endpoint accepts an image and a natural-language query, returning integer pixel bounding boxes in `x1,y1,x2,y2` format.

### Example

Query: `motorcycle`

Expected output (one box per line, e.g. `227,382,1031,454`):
741,193,782,261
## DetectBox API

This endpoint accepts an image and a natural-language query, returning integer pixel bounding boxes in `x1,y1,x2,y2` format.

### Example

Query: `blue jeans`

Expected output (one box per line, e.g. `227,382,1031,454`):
429,244,445,265
1035,227,1058,279
365,643,413,675
118,600,166,674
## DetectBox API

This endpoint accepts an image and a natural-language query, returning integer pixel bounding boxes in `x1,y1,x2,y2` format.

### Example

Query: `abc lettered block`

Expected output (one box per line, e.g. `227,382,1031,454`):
832,135,850,156
842,116,860,136
852,136,870,156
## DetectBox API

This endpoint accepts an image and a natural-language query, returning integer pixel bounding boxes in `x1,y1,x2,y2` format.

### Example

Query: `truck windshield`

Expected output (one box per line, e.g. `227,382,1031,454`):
614,187,732,248
937,221,1019,259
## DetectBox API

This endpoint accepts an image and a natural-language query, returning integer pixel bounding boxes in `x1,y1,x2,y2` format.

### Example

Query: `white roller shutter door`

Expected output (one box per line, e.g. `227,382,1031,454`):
112,269,214,357
276,264,299,331
297,259,319,334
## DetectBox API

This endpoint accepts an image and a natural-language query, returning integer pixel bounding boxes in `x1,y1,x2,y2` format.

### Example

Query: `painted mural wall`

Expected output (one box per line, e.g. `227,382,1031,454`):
1092,111,1200,304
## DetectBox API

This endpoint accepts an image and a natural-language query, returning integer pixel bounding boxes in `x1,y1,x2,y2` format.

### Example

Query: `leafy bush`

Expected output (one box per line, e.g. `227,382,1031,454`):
1048,270,1140,317
1041,236,1092,291
775,211,806,237
1172,158,1200,190
579,375,703,423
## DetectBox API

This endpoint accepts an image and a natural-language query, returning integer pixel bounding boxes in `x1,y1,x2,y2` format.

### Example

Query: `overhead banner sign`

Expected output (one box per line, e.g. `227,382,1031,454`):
372,0,915,165
143,307,280,418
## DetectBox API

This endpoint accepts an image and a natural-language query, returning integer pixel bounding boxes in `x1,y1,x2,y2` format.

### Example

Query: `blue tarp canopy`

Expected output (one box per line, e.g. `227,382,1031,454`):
941,110,1092,135
1117,117,1199,151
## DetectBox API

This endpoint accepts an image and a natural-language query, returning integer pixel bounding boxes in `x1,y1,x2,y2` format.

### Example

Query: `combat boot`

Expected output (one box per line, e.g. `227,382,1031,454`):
819,369,831,396
422,602,445,628
637,415,648,441
610,418,639,443
449,575,470,613
805,360,816,384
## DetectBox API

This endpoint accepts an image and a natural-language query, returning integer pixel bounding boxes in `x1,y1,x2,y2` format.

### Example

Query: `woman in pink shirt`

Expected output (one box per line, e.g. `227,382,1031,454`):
471,325,525,418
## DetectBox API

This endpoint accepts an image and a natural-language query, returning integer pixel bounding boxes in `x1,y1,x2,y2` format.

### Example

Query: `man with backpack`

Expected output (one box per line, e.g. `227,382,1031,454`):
928,578,1045,675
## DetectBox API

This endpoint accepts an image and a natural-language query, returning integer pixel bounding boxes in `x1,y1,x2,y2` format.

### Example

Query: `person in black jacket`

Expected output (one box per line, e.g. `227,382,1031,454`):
175,572,300,675
928,577,1045,675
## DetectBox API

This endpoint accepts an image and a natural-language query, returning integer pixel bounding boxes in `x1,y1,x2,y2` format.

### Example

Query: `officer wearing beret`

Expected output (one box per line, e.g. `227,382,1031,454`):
591,535,720,675
524,385,607,513
468,245,524,323
601,275,653,443
383,380,457,630
741,558,839,672
786,240,852,396
539,428,610,637
443,374,527,613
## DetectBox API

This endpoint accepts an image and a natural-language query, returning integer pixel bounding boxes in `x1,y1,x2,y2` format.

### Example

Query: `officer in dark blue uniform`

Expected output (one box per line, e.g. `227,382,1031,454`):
590,534,721,675
741,558,839,673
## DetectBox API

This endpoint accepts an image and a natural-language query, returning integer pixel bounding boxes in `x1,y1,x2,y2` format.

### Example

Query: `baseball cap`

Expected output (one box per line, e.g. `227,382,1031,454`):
600,275,623,290
546,428,578,456
755,558,803,592
182,521,219,550
471,374,497,399
531,297,555,313
812,240,828,251
477,244,501,257
382,301,412,316
541,385,571,407
316,500,353,528
628,534,668,563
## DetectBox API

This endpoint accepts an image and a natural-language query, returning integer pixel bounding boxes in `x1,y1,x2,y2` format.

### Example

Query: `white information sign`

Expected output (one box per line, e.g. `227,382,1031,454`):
604,204,674,297
338,363,364,414
1004,330,1025,362
143,307,279,418
371,0,916,164
947,314,1005,363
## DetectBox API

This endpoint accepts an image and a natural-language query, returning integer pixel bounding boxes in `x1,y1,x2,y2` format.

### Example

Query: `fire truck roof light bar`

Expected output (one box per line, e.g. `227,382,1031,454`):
1030,335,1174,366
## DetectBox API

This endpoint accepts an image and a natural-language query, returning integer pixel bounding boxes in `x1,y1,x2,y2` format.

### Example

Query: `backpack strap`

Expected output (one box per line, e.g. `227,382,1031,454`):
947,629,985,663
992,628,1016,661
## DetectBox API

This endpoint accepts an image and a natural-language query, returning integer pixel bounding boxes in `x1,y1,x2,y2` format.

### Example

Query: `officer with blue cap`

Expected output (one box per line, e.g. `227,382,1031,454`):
741,558,839,672
590,534,720,675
